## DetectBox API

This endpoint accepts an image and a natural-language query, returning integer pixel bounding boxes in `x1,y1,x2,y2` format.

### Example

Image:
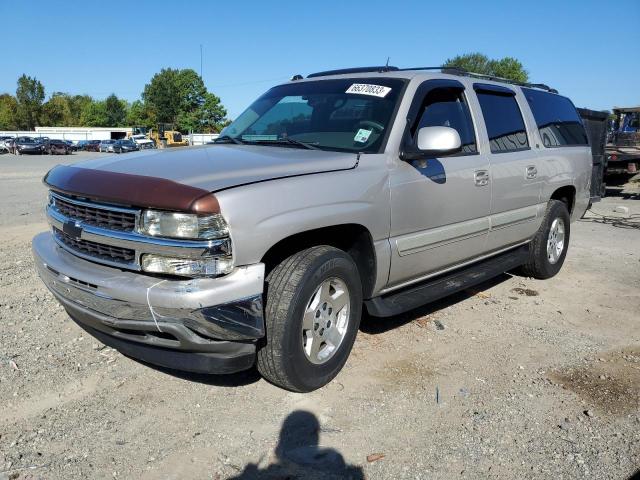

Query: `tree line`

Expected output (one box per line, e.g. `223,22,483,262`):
0,68,228,133
443,52,529,82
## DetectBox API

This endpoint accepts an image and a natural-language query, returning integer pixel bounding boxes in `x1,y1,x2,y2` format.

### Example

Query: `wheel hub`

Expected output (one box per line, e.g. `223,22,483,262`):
546,217,565,264
302,278,350,365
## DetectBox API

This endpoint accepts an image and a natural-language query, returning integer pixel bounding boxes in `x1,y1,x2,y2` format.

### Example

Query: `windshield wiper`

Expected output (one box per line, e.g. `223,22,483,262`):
255,137,320,150
214,135,245,145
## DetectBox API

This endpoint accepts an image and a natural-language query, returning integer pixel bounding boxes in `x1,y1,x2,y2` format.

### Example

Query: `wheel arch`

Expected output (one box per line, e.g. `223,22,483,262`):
260,223,377,299
550,184,576,213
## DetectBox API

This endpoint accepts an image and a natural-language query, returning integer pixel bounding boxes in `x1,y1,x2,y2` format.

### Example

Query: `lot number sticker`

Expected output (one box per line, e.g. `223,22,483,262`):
354,129,372,143
346,84,391,98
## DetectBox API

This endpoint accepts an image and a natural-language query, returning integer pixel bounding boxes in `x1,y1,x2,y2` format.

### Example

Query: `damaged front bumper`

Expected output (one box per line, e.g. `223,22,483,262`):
32,232,265,374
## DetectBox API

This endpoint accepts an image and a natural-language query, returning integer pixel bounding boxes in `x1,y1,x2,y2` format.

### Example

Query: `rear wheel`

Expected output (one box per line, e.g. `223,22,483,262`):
257,246,362,392
520,200,570,279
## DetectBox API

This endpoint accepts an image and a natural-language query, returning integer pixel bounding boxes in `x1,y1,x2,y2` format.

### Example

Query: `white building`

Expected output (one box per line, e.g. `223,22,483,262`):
0,127,133,142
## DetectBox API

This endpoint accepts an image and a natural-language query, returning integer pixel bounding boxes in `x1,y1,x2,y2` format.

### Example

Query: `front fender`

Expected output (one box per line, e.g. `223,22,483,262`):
215,157,390,267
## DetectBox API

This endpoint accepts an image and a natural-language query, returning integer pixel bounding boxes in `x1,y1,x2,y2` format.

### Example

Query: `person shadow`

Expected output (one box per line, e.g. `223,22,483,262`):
229,410,364,479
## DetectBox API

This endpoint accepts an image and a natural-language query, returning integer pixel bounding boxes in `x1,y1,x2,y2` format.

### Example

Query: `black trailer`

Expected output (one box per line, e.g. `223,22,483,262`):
577,108,608,203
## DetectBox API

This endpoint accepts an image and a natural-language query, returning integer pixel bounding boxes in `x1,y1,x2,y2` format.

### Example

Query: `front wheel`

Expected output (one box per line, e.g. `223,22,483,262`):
520,200,570,279
257,246,362,392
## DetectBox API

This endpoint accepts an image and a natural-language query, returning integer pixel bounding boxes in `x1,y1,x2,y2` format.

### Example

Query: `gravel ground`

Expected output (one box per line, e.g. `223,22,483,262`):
0,152,639,480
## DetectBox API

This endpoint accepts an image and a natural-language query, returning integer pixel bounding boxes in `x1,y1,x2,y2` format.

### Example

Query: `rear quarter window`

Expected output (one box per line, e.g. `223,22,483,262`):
522,88,588,147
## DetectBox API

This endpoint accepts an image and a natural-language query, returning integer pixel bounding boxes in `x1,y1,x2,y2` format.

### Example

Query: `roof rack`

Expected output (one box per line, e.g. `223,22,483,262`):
303,65,558,93
307,66,399,78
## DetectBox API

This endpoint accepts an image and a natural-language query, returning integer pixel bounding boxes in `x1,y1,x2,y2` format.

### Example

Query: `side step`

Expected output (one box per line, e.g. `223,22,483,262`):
365,245,529,317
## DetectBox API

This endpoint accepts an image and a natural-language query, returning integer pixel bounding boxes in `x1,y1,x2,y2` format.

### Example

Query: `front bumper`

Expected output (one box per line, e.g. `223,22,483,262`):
32,232,265,373
18,146,44,154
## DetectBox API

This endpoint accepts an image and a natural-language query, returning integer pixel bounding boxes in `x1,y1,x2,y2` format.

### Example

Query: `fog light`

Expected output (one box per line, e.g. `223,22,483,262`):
141,254,233,277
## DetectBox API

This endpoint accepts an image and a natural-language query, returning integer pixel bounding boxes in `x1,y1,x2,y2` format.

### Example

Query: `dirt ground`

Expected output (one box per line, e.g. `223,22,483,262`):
0,152,638,480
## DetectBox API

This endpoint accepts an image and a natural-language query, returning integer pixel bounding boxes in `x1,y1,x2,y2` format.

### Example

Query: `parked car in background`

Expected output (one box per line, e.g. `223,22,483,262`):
47,139,72,155
129,134,155,150
85,140,101,152
113,139,139,153
76,140,89,151
35,137,50,149
63,140,78,152
13,137,45,155
3,137,16,152
99,139,116,153
0,136,14,152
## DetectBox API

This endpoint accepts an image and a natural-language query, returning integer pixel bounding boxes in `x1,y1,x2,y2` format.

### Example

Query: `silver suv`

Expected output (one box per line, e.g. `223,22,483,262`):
32,66,592,391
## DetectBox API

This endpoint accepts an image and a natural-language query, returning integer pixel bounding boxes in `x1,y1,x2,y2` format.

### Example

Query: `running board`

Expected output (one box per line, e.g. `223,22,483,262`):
365,245,529,317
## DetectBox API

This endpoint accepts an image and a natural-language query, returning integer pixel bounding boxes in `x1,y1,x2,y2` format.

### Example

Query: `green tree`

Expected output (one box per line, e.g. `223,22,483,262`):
104,94,127,126
126,100,154,128
80,100,109,127
142,68,183,124
444,52,529,82
15,74,45,129
490,57,528,83
196,92,227,132
176,69,207,113
68,95,94,126
175,90,226,132
444,53,494,75
41,92,73,126
143,68,217,131
0,94,19,130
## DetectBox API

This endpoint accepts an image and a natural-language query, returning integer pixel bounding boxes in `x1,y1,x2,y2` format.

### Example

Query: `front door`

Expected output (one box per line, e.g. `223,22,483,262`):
387,80,491,288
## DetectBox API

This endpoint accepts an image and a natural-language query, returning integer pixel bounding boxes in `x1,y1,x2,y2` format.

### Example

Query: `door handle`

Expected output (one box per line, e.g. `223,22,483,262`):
474,170,489,186
526,166,538,179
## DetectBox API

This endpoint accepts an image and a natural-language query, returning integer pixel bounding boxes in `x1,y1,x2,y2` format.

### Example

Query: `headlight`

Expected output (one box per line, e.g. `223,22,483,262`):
141,254,233,277
138,210,229,239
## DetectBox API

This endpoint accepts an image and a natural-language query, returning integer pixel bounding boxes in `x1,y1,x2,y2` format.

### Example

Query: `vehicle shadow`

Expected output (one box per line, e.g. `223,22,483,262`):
359,273,512,334
229,410,364,479
123,355,262,387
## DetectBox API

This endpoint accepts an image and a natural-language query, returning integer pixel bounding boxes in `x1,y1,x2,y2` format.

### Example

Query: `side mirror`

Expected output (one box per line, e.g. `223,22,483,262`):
415,126,462,156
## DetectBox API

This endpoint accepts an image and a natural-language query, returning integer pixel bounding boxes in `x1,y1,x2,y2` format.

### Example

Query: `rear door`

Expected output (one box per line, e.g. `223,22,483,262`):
387,79,491,288
469,84,544,251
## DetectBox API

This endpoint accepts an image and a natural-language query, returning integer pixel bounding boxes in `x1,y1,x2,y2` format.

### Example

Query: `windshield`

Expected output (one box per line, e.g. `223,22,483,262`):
219,78,406,153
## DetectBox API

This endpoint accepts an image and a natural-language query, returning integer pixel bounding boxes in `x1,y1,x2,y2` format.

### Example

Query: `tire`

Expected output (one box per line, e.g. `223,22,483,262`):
520,200,570,279
257,246,362,392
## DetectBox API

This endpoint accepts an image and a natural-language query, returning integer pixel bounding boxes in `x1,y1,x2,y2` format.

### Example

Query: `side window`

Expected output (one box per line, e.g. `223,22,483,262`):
522,88,589,146
413,88,477,154
476,90,529,153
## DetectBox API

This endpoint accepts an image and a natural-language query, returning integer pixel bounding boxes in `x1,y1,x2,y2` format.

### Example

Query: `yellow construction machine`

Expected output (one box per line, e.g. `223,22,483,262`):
149,123,189,148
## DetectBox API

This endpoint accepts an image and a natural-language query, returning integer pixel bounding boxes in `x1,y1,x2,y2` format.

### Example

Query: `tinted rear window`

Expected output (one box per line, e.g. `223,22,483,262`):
522,88,588,147
476,91,529,153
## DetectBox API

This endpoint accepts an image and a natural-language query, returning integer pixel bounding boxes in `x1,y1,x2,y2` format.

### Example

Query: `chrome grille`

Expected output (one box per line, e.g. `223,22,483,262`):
54,227,135,265
52,193,137,231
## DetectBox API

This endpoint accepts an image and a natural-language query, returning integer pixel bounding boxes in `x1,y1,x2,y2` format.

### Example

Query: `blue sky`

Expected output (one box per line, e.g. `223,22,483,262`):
1,0,638,118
